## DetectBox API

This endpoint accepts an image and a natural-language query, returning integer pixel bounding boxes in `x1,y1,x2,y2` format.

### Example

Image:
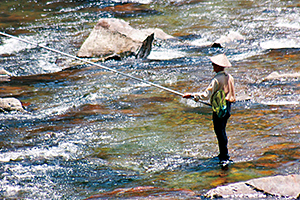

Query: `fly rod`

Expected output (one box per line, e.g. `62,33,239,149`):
0,31,211,106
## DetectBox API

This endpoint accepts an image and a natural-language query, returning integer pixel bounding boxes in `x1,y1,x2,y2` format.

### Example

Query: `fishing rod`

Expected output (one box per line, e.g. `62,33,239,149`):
0,31,211,106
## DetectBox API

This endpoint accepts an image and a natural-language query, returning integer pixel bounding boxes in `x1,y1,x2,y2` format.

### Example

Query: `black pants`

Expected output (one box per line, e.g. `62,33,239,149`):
212,101,231,161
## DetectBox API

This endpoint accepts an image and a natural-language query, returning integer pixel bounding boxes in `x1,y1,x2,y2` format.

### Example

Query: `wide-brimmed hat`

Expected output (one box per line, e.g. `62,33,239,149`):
210,54,232,67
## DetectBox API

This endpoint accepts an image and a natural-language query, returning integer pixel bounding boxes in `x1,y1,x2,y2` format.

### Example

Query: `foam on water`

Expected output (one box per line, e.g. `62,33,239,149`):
190,38,212,47
260,38,300,49
0,142,79,162
260,100,300,106
275,13,300,29
1,163,63,199
148,49,187,60
0,37,35,55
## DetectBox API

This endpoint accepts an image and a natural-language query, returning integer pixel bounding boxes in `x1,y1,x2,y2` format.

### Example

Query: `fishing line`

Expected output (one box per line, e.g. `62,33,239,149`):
0,31,211,106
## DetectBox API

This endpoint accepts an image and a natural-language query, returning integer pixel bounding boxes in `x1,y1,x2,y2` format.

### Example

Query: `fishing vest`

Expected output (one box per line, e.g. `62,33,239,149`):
212,89,227,118
211,72,229,118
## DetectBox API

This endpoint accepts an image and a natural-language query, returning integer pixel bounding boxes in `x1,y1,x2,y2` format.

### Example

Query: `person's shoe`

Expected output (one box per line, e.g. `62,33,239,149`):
219,160,233,167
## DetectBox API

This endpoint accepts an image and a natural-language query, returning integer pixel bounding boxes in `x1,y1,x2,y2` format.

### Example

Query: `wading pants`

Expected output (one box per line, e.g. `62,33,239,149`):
212,101,231,162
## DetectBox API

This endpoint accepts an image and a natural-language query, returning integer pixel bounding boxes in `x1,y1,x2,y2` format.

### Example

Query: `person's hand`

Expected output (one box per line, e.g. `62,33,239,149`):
183,93,193,98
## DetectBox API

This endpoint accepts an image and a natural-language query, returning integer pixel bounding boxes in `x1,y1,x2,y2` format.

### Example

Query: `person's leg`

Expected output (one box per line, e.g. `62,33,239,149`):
213,113,229,161
213,101,231,161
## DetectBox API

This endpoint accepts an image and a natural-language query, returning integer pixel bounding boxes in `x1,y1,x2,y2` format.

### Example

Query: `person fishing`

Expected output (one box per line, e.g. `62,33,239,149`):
183,54,235,166
0,33,235,167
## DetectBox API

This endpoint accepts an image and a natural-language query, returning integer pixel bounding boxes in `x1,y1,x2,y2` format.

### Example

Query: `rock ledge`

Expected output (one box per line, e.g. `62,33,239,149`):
205,174,300,199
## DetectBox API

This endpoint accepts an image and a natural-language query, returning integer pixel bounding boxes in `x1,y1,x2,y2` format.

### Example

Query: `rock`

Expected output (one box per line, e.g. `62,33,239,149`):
247,174,300,198
212,31,245,48
205,174,300,199
77,18,174,58
0,68,12,76
85,186,198,200
136,33,154,59
0,68,12,82
205,181,264,199
0,97,24,112
77,21,140,58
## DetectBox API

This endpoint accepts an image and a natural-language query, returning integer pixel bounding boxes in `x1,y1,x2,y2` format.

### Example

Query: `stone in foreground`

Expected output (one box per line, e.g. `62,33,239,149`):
205,174,300,199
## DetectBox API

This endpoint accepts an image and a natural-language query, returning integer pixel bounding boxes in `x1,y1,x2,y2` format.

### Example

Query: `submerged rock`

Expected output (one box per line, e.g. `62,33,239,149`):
77,18,173,59
205,174,300,199
98,3,159,18
85,186,198,199
0,97,24,112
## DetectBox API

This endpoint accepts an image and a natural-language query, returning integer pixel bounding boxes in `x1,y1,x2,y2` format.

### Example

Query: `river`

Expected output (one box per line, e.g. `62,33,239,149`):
0,0,299,199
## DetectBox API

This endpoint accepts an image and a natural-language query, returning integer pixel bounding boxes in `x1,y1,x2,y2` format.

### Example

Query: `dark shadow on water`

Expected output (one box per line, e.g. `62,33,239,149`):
184,156,232,172
160,156,231,174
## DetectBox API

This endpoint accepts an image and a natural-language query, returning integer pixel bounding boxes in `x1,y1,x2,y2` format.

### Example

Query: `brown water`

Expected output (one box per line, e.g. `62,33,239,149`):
0,0,299,199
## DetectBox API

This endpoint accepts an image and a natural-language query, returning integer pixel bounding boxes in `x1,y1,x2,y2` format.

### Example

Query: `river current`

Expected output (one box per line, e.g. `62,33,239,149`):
0,0,299,199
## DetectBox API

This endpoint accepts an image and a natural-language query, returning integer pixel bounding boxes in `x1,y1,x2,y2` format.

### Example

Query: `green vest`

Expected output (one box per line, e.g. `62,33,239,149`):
211,90,227,118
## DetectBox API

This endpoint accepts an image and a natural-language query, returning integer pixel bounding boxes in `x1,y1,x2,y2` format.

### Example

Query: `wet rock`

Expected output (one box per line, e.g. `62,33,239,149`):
136,33,154,59
77,18,174,58
205,174,300,199
212,31,245,48
0,67,12,82
85,186,199,199
0,97,24,112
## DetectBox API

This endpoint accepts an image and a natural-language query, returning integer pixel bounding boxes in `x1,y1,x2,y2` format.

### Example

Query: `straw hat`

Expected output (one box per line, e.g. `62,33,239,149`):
210,54,232,67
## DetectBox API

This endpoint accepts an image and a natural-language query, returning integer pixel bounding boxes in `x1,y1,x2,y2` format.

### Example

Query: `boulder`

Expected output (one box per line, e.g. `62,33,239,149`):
205,174,300,199
212,31,245,48
77,18,173,58
0,97,24,112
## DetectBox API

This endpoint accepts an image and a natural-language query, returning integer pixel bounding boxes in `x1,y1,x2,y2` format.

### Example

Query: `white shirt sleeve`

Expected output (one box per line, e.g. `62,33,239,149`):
193,78,219,101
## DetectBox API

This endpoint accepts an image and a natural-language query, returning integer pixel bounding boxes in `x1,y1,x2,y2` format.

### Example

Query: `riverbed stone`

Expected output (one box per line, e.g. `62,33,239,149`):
86,186,199,199
212,31,245,48
0,97,24,112
0,67,12,81
77,18,174,58
205,174,300,199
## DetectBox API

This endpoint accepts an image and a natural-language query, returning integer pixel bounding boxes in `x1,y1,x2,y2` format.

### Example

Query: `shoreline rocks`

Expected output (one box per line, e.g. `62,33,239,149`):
205,174,300,199
85,175,300,199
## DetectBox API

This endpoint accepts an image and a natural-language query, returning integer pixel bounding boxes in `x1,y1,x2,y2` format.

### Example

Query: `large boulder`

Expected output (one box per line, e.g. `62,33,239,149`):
0,97,24,112
77,18,174,58
205,174,300,199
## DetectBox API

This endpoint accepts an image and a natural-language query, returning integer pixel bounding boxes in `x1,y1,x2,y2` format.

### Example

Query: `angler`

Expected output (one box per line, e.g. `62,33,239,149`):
183,54,236,167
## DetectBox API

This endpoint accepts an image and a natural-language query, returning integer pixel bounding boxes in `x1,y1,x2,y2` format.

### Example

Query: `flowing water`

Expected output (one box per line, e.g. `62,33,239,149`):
0,0,299,199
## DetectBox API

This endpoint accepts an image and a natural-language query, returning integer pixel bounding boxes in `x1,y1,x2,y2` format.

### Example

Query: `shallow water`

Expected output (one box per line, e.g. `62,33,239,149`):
0,0,299,199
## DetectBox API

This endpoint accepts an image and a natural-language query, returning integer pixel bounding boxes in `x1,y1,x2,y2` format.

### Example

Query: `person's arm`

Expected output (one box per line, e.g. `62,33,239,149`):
183,78,219,102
